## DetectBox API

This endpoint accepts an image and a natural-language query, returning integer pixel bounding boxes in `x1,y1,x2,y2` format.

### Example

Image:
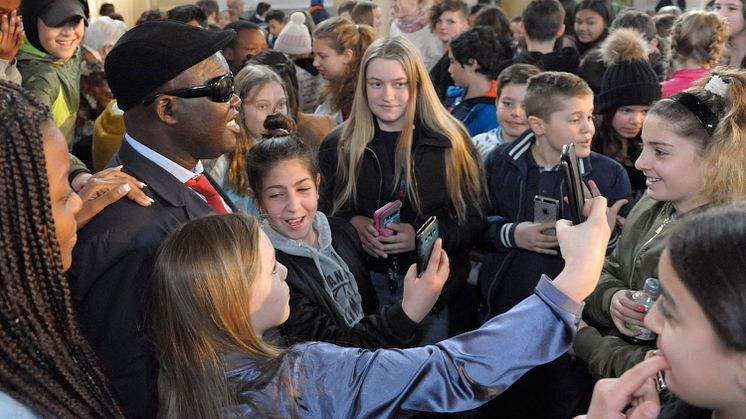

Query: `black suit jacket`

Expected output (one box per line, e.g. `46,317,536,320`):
68,139,236,419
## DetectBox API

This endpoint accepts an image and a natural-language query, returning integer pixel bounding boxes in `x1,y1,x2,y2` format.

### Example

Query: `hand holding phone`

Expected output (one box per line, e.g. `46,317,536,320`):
373,200,402,237
416,216,439,275
534,195,559,236
561,143,586,225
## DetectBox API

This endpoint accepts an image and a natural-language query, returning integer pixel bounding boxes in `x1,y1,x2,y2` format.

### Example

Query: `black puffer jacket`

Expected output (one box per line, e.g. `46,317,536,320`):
277,217,418,349
318,122,485,309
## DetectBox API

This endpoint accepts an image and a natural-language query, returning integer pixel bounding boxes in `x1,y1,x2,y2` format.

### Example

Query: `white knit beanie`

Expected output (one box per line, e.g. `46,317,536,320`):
274,12,312,56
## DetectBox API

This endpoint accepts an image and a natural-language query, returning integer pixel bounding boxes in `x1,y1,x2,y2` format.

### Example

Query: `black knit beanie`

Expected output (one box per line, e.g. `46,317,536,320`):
20,0,89,54
597,28,660,113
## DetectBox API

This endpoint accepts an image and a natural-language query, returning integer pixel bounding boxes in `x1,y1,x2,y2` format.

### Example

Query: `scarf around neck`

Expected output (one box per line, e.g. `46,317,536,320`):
394,9,429,34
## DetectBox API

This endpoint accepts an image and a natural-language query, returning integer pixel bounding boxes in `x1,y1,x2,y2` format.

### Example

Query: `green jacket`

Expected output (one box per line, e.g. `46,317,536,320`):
574,195,677,378
17,40,81,146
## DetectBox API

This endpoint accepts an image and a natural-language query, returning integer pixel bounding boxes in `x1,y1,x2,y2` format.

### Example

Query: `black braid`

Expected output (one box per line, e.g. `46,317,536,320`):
0,81,123,418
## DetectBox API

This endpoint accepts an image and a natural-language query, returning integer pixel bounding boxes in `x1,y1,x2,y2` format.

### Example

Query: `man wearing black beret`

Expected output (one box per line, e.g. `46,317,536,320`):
68,21,241,418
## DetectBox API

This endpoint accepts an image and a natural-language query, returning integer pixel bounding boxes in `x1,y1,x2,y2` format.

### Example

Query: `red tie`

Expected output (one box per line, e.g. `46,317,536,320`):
184,174,228,214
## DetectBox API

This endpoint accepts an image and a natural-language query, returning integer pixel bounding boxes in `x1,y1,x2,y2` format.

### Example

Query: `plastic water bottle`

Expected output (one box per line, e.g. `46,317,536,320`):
625,278,660,342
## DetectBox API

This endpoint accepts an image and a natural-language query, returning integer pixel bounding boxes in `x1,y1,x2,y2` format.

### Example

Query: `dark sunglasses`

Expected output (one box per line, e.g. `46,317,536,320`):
142,74,234,106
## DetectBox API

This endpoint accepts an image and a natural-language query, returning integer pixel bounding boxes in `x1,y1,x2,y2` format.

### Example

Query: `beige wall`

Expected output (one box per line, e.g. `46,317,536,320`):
89,0,536,30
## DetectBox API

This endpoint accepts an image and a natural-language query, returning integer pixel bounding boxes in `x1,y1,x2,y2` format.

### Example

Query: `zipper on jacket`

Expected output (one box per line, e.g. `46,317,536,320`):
627,215,674,286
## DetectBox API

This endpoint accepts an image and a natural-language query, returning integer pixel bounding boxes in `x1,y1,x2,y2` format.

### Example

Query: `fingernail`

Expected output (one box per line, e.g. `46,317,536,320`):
118,184,131,194
148,198,155,206
139,182,147,188
115,165,124,169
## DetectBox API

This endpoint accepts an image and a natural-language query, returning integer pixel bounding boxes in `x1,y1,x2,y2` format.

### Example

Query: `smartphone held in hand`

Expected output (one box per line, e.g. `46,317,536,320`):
560,143,586,225
416,216,439,275
534,195,559,235
373,200,402,237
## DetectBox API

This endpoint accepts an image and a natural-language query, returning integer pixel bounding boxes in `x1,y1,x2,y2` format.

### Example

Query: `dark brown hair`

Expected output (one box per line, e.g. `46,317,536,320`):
497,63,542,98
246,113,317,197
522,0,565,42
667,202,746,351
0,81,123,417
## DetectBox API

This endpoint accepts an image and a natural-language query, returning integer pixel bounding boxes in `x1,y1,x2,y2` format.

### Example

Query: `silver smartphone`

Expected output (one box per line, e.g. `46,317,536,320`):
534,195,559,236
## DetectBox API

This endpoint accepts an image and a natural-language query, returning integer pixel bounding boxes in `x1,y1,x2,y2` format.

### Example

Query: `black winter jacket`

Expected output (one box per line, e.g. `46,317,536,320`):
318,122,485,309
278,217,418,349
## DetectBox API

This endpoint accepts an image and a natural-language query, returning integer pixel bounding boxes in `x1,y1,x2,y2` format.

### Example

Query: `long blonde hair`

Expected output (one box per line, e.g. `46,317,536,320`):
150,214,289,419
331,36,483,223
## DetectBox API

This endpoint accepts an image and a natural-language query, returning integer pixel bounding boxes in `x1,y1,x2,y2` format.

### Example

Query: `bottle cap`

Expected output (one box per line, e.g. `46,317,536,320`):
643,277,660,297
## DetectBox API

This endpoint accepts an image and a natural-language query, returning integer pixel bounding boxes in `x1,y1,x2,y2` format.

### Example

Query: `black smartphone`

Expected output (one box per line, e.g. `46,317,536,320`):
560,143,586,225
416,216,439,275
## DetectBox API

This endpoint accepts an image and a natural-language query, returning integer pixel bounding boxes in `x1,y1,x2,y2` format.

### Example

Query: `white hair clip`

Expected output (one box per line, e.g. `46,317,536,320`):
704,75,729,98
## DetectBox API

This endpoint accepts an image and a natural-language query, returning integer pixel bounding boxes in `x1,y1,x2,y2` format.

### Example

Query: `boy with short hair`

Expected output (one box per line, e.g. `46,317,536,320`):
481,71,630,317
265,9,286,41
478,70,631,418
471,63,541,159
499,0,579,74
446,26,505,136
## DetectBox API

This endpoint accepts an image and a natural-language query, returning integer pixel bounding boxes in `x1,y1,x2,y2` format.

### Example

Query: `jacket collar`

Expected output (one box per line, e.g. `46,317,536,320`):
507,131,592,175
115,139,237,215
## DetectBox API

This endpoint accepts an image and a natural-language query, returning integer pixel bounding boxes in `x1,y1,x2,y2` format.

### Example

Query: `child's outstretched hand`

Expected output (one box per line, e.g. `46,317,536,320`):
552,196,611,303
401,238,450,323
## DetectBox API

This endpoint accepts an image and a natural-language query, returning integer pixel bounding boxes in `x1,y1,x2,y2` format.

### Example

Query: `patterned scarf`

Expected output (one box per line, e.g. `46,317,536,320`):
393,9,429,34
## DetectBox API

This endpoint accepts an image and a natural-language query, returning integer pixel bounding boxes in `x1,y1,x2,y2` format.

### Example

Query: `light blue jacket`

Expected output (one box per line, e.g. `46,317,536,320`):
224,277,582,417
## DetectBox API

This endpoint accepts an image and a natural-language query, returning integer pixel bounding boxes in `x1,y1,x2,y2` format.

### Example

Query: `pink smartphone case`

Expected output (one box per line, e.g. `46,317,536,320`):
374,200,402,237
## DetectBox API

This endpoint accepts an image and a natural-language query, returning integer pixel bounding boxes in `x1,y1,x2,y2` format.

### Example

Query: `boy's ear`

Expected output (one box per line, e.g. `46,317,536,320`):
527,115,546,135
519,22,526,37
555,23,565,39
467,58,479,72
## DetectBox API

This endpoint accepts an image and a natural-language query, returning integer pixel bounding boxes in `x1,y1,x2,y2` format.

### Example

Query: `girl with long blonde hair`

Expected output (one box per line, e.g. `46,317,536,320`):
318,36,485,342
151,199,614,417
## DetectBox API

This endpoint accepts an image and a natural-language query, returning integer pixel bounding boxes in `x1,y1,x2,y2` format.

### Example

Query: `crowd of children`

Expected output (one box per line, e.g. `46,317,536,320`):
2,0,746,418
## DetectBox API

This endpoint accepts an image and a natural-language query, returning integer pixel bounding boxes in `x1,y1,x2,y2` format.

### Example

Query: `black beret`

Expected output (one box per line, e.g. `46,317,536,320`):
105,20,236,111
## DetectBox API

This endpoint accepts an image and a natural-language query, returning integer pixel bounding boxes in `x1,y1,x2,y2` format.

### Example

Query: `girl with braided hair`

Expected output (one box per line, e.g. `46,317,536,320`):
661,10,728,97
0,80,123,417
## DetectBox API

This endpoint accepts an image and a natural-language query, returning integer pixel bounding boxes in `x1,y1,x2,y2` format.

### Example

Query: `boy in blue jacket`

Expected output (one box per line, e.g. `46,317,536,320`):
445,26,505,137
477,70,631,419
481,71,630,317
